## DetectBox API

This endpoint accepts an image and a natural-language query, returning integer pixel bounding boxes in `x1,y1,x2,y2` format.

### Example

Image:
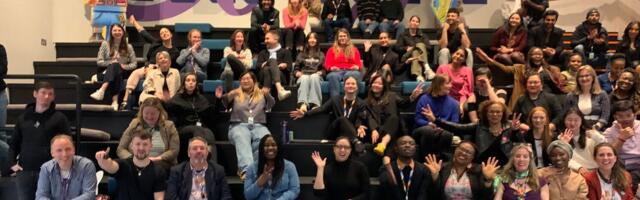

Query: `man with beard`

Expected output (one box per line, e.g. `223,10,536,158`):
436,8,472,67
165,137,231,200
527,10,566,66
378,135,430,200
571,9,609,67
95,131,166,200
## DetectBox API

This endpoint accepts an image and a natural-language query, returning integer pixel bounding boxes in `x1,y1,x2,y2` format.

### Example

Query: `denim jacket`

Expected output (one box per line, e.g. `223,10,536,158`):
36,155,97,200
244,159,300,200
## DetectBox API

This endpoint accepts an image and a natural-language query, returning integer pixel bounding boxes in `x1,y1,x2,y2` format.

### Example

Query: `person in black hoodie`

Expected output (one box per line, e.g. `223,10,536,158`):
256,31,293,100
321,0,352,42
0,43,8,176
249,0,280,53
572,9,609,67
9,81,71,200
165,73,221,162
379,135,430,200
363,32,400,83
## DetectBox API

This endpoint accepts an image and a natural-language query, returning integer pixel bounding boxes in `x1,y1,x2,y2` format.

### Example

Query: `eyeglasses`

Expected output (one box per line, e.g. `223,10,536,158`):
334,145,352,150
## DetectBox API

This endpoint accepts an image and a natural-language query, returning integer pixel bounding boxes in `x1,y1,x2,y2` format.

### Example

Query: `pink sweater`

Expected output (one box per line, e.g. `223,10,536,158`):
324,46,362,71
436,64,474,104
283,7,308,30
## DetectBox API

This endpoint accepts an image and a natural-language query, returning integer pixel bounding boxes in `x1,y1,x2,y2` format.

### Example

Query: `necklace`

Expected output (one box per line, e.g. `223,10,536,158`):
135,165,147,176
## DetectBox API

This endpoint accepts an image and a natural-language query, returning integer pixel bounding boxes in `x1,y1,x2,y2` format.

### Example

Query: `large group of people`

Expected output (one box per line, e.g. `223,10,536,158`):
3,1,640,199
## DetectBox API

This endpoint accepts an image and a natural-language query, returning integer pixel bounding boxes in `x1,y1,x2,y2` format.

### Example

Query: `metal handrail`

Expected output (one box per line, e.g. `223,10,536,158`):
5,74,82,151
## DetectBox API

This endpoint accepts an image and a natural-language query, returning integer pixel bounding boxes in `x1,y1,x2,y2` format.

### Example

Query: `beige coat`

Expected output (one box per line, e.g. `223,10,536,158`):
139,68,181,104
116,118,180,169
538,167,589,200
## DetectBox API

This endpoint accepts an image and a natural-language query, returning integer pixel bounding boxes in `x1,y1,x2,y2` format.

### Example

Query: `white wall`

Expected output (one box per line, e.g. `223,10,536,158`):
0,0,55,76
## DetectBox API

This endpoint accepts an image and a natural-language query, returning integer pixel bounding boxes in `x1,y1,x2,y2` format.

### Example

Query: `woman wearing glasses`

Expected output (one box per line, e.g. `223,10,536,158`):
311,136,369,200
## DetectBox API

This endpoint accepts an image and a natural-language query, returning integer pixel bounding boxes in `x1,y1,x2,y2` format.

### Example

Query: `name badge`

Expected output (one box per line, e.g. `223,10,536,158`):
332,15,337,21
248,117,254,124
196,121,202,127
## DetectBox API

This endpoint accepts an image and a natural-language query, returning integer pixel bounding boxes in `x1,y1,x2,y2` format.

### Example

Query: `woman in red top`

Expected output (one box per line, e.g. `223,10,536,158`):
584,143,635,200
325,28,363,97
491,12,527,65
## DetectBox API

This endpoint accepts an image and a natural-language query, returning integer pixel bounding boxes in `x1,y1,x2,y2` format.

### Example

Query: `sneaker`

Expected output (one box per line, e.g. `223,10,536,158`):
237,171,246,182
373,143,386,156
299,103,308,112
278,89,291,100
452,136,461,146
111,101,119,111
90,89,105,101
120,102,128,111
416,75,425,82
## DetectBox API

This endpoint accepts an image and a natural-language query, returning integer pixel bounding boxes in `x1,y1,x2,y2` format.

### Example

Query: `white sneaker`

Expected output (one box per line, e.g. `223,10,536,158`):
278,89,291,101
90,89,105,101
416,75,425,82
452,136,461,146
111,101,119,111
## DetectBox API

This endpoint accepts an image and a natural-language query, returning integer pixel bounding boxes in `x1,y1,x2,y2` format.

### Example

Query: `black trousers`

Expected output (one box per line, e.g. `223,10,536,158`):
412,125,453,162
103,63,123,97
283,28,305,50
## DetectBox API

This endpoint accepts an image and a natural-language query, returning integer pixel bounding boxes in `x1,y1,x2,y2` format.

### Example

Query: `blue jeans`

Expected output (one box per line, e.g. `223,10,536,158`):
15,170,39,200
357,20,379,34
327,70,362,97
379,20,405,39
323,18,351,42
228,123,270,172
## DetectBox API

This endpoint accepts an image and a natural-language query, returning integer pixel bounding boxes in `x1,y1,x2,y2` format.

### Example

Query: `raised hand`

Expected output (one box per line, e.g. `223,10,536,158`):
371,129,380,144
421,105,436,122
95,147,111,161
311,151,326,168
558,129,574,143
424,154,443,175
615,123,634,141
511,113,522,130
364,40,373,52
215,86,223,98
482,157,500,180
257,164,274,187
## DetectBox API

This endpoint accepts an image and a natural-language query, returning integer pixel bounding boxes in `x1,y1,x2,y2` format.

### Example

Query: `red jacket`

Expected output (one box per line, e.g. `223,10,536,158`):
324,46,362,71
584,170,634,200
490,26,528,53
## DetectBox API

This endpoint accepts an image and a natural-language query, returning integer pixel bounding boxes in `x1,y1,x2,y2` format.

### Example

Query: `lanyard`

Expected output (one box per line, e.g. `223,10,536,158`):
332,0,342,11
399,168,413,200
343,98,356,118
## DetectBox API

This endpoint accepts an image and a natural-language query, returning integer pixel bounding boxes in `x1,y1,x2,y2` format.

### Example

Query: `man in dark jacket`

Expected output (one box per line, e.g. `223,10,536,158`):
256,31,293,100
572,8,609,68
521,0,548,29
379,135,430,200
249,0,280,53
0,44,8,176
321,0,352,42
166,137,232,200
527,10,566,66
356,0,380,39
378,0,405,39
9,81,71,200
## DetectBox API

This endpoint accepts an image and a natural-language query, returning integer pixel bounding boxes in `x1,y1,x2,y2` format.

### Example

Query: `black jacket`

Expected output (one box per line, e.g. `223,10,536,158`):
364,45,400,80
431,163,493,200
165,161,232,200
395,30,430,54
513,92,563,125
9,103,71,171
321,0,352,21
356,0,380,21
378,161,430,200
571,21,609,54
306,96,369,128
256,48,293,69
366,92,409,133
250,7,280,31
527,25,565,54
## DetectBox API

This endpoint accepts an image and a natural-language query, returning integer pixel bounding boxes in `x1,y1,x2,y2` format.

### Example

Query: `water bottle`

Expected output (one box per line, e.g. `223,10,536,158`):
288,130,294,143
281,120,288,144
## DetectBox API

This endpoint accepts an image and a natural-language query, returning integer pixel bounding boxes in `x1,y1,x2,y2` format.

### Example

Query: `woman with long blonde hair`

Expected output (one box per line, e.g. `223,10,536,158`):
222,71,275,180
494,143,549,200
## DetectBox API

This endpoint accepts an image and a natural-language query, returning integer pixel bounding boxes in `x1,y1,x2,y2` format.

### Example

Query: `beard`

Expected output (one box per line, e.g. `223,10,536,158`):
134,151,149,160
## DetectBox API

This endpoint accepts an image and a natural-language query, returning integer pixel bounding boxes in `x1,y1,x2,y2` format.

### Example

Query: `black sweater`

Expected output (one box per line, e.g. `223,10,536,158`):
395,30,430,54
366,92,409,131
314,159,370,200
379,0,404,21
571,21,609,53
165,91,220,129
321,0,352,21
0,44,6,91
378,160,430,200
139,30,180,68
9,103,71,171
256,48,293,69
356,0,380,21
527,25,565,54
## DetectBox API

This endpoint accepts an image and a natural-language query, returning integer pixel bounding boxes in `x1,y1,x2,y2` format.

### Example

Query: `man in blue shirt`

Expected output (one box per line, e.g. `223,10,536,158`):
36,134,96,200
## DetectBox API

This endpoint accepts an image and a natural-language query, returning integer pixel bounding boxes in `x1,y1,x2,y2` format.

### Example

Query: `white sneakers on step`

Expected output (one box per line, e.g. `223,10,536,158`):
90,89,105,101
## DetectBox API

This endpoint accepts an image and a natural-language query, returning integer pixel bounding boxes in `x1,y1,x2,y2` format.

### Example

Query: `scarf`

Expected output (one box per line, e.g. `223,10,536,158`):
268,44,282,59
